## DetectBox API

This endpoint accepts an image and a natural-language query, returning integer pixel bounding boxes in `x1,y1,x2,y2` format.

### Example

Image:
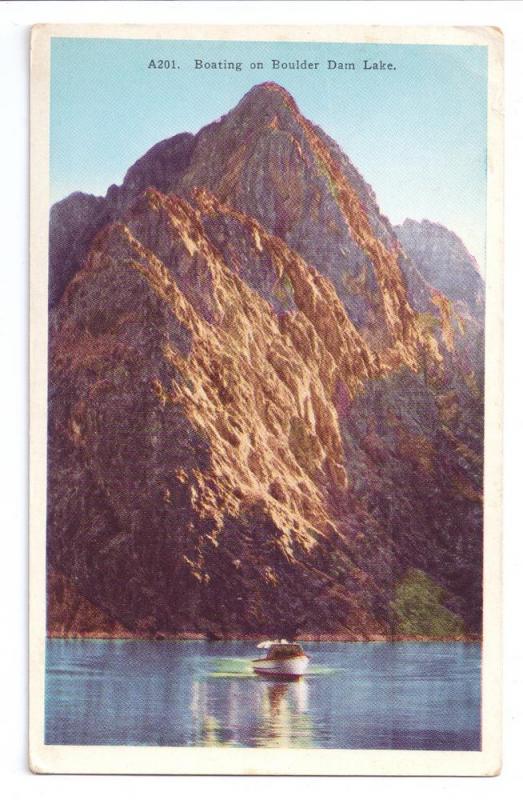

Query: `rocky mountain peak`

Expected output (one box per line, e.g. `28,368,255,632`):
234,80,300,116
47,85,485,640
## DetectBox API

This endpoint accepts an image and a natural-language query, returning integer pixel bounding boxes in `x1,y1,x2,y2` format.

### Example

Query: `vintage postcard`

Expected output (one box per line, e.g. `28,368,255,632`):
29,24,503,775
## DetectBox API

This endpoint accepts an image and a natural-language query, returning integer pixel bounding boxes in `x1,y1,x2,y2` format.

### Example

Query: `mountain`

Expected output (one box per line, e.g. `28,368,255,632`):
47,83,484,640
394,218,485,321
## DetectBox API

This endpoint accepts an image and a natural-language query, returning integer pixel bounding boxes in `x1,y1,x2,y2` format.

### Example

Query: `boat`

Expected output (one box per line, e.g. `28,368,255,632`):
252,641,310,678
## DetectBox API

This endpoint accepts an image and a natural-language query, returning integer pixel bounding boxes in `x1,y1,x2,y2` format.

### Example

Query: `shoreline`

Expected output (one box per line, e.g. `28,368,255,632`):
47,631,482,644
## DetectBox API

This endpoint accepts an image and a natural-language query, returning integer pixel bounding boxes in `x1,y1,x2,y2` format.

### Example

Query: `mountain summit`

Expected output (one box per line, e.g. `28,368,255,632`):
47,84,484,640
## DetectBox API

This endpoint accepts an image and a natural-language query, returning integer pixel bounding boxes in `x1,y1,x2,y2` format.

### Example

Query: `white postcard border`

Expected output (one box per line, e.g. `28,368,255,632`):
29,23,503,776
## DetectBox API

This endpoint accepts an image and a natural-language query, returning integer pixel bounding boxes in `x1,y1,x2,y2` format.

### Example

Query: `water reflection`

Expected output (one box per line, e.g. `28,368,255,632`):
191,674,313,747
255,679,313,748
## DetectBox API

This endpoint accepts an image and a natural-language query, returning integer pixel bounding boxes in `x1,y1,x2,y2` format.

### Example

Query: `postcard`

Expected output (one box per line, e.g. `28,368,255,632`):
29,23,503,775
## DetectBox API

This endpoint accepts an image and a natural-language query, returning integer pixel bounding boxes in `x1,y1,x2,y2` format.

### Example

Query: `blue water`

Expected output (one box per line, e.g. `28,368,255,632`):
45,640,480,750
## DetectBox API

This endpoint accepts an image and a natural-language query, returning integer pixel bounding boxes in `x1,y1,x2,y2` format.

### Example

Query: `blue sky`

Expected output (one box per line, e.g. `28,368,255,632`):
50,37,488,269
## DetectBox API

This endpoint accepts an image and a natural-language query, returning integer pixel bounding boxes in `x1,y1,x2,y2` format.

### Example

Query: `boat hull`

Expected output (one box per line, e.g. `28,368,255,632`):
252,655,309,678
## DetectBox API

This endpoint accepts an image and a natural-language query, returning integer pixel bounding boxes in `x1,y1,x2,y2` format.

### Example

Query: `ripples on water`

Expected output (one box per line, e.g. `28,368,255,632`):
45,640,480,750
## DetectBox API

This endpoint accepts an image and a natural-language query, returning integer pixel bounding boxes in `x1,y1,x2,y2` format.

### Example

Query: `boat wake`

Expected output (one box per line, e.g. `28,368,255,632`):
207,657,338,679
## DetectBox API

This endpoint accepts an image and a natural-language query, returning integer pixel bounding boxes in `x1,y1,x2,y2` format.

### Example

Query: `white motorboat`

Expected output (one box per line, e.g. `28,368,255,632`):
252,641,310,678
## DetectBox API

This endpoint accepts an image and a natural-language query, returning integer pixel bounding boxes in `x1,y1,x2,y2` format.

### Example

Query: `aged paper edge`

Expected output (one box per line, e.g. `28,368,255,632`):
29,23,503,776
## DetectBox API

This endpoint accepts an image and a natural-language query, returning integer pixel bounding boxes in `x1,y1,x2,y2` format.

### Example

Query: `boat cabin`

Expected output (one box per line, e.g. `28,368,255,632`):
266,643,305,660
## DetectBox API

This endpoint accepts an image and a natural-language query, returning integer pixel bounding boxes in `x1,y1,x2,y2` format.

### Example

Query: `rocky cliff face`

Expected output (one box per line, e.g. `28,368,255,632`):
47,83,484,639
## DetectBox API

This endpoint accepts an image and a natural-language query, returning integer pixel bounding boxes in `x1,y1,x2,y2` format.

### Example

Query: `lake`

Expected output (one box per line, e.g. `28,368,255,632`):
45,639,480,750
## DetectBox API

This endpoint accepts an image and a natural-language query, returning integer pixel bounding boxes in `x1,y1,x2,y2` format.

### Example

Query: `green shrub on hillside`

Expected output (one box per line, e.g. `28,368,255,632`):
390,568,464,637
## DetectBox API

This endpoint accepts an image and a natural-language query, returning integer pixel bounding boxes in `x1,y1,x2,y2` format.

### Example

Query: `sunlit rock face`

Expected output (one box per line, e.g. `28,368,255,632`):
47,83,484,639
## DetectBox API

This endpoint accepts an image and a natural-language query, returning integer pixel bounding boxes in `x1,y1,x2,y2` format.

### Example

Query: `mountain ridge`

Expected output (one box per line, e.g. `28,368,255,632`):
47,83,484,639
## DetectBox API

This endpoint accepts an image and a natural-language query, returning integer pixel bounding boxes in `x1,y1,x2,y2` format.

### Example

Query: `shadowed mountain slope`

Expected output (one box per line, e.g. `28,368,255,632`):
47,83,484,639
